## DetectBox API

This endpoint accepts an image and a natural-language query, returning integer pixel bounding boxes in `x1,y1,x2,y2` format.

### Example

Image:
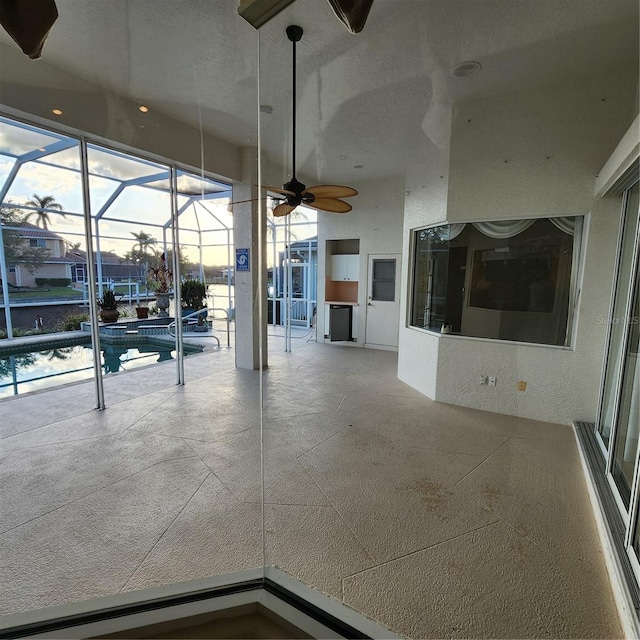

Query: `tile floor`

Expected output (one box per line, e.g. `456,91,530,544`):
0,335,622,638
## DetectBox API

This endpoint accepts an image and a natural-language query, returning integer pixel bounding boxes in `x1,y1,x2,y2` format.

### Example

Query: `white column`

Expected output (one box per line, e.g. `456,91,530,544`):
233,147,267,370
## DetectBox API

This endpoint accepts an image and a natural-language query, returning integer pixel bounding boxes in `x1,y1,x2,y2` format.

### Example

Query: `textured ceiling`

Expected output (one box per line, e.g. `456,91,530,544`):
0,0,637,184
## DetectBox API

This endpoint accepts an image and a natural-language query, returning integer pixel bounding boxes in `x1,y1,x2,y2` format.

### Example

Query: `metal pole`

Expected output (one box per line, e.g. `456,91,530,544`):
80,139,106,410
95,225,104,298
283,224,289,351
0,221,13,339
0,160,22,338
288,219,293,351
170,166,184,385
226,228,232,319
271,222,277,326
285,217,292,351
198,230,205,283
10,355,17,395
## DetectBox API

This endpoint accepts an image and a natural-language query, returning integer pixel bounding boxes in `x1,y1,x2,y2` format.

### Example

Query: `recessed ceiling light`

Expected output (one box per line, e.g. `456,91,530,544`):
138,105,149,113
353,164,363,169
339,155,348,160
451,61,481,78
52,109,63,115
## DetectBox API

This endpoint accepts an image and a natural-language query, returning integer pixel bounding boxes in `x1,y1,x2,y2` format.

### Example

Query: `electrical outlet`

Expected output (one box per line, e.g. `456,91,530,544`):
479,376,488,386
488,376,497,387
517,380,527,391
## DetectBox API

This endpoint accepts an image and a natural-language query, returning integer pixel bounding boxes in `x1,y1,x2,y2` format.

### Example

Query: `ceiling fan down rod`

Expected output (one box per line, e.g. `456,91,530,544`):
286,25,303,182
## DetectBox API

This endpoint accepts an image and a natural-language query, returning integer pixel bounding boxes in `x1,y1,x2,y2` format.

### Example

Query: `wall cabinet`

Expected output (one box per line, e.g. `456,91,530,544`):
331,254,359,281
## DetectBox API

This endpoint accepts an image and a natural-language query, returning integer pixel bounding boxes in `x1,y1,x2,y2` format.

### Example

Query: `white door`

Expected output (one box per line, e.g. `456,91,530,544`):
365,254,401,347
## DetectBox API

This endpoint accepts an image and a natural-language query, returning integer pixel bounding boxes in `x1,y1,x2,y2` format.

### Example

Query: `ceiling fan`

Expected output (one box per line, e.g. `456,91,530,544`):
230,25,358,218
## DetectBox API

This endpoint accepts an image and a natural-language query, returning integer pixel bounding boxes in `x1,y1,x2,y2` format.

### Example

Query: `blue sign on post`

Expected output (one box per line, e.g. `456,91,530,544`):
236,248,250,272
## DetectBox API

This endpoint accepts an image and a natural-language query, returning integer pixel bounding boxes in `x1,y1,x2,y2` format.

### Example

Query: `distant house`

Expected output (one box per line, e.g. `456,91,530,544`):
66,248,145,283
7,223,74,287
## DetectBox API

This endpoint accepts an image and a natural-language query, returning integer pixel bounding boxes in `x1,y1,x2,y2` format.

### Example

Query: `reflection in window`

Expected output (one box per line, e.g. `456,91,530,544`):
611,261,639,508
598,182,640,447
410,217,583,346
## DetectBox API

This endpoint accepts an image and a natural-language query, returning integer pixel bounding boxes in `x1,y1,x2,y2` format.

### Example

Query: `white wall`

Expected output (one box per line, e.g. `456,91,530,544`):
317,176,405,344
397,106,452,397
398,69,637,424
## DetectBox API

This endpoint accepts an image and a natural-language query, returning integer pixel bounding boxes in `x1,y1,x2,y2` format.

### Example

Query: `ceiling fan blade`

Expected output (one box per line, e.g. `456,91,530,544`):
308,198,352,213
273,203,297,217
302,185,358,198
259,185,296,197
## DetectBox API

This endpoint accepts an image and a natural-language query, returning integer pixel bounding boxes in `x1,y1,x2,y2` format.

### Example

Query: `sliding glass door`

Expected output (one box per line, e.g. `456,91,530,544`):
598,183,640,449
596,180,640,578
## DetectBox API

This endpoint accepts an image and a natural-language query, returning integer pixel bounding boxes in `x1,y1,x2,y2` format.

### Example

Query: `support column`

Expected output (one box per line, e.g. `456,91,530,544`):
233,147,268,370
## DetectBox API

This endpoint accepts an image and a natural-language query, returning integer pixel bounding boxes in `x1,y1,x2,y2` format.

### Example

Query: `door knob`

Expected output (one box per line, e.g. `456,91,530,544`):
368,302,373,306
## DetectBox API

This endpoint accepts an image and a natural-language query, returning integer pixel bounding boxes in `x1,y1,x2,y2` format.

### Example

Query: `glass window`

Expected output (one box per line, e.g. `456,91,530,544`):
611,254,640,508
410,217,582,345
372,259,396,301
598,182,640,446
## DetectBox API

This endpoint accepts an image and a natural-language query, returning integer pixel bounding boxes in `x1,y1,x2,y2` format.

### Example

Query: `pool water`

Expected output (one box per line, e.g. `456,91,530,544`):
0,340,202,398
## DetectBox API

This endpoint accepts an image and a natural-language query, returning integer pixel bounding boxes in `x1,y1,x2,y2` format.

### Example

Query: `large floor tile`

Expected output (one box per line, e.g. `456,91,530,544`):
265,504,374,598
343,520,622,639
334,403,511,457
0,458,208,616
129,392,261,442
264,411,355,455
188,429,329,506
455,436,605,573
0,388,98,437
299,429,499,561
0,391,172,452
0,431,197,532
122,477,261,593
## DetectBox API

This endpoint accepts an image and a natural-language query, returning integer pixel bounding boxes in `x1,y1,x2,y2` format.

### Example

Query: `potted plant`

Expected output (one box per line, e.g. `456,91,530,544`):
135,303,149,319
97,289,121,323
147,253,173,318
181,278,206,314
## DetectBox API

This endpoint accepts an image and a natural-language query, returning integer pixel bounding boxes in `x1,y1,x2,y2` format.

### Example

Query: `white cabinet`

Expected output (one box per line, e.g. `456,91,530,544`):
330,254,359,281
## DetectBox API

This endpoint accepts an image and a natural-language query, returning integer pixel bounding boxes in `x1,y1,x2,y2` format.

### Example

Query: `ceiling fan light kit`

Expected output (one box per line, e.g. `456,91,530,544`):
267,25,358,218
227,24,358,216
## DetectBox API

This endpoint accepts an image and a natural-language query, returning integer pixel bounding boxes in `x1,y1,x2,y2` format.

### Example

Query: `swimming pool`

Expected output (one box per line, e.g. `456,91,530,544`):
0,336,203,398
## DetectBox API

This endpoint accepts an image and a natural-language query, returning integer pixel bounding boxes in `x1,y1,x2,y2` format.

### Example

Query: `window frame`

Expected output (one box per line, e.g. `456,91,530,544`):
407,215,585,349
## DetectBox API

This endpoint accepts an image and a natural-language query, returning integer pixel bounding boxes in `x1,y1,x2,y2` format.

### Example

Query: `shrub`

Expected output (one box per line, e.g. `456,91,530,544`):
181,278,206,310
58,312,89,332
35,278,71,287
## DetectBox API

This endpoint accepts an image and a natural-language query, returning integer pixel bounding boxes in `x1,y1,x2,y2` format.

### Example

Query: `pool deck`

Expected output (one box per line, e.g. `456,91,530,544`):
0,330,623,638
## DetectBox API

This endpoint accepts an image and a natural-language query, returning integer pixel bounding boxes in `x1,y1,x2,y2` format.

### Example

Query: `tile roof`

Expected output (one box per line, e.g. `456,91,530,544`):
15,223,63,240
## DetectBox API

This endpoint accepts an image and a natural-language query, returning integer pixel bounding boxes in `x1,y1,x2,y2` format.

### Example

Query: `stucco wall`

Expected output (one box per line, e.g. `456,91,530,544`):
398,70,637,424
317,176,405,345
397,106,452,397
17,263,71,287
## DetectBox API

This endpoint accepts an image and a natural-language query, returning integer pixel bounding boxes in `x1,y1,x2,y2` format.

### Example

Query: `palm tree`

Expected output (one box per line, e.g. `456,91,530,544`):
129,230,157,262
24,194,65,230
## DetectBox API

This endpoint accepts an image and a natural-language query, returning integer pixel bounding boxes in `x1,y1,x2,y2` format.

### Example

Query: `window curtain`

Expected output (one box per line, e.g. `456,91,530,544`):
471,219,535,238
447,223,467,239
550,216,577,235
435,216,579,242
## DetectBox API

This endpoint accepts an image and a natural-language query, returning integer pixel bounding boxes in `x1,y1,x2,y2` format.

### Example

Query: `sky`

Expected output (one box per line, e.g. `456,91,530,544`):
0,119,317,269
